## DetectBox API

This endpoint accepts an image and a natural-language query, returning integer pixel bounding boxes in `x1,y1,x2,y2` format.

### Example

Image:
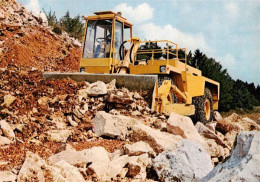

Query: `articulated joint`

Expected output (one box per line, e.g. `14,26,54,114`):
170,85,192,105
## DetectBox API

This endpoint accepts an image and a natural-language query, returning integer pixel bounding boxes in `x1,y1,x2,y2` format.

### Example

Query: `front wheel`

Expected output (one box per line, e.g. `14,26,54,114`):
191,88,213,124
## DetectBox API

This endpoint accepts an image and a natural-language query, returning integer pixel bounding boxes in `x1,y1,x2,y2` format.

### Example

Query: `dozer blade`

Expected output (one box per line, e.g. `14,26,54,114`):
43,72,158,104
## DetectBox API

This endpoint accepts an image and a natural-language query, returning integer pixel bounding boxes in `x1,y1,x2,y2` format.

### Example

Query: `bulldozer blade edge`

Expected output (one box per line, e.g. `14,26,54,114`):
43,72,158,92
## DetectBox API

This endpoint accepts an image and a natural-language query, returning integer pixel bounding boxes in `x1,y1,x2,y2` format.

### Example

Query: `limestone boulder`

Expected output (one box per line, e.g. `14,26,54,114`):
153,140,213,181
131,123,182,154
106,79,116,91
224,131,238,148
0,136,13,146
224,113,260,131
195,122,230,149
86,153,129,181
87,81,107,96
213,111,223,121
106,89,135,105
48,146,110,168
216,119,241,134
105,155,129,180
18,151,48,182
202,131,260,182
206,122,217,132
52,160,85,182
18,151,85,182
167,113,209,150
0,171,17,182
77,88,88,101
0,120,15,140
124,141,155,157
47,129,71,142
127,153,152,180
93,111,137,140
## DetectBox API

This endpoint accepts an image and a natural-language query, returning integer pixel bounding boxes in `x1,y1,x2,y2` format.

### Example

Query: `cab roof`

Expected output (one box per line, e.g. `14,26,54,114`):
84,11,132,28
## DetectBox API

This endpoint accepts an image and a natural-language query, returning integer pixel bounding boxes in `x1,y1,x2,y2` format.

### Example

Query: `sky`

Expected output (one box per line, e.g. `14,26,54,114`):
17,0,260,85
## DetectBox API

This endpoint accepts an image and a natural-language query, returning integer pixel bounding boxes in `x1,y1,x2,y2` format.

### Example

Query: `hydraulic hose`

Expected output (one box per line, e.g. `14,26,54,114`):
119,40,128,60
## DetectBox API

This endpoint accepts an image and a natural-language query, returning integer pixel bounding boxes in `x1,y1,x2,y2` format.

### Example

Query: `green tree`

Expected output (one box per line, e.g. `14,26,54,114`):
59,11,85,41
189,49,234,111
231,80,257,110
44,9,62,34
44,10,85,41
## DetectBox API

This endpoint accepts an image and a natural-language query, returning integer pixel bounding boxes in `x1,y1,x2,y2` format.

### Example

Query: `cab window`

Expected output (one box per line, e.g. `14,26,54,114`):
83,20,112,58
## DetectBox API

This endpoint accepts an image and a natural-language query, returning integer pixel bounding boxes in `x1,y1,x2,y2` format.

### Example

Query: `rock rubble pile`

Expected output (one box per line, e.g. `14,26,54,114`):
0,0,81,71
1,65,260,181
1,0,260,181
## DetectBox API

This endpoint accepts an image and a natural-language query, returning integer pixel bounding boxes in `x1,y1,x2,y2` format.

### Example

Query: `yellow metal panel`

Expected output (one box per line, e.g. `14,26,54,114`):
163,104,195,116
204,77,220,99
213,101,219,110
86,14,115,20
147,59,177,66
182,72,205,97
129,65,162,74
80,58,111,67
84,66,110,74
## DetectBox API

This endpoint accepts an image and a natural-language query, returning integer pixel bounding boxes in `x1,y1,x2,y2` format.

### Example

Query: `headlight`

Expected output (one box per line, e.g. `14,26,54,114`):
160,66,166,72
80,67,85,72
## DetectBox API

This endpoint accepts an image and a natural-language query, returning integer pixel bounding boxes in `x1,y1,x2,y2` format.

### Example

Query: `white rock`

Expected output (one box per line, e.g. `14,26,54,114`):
0,120,15,140
37,96,49,107
48,146,110,168
18,152,47,182
0,136,13,146
87,81,107,96
47,130,71,142
72,39,82,47
128,153,152,180
105,155,129,180
195,122,230,149
18,151,85,182
153,140,213,181
67,115,78,127
131,123,182,154
3,95,16,107
94,111,137,140
124,141,155,157
167,113,209,150
213,111,223,121
53,160,85,182
202,131,260,182
86,152,129,181
206,122,217,132
0,171,17,182
77,88,88,101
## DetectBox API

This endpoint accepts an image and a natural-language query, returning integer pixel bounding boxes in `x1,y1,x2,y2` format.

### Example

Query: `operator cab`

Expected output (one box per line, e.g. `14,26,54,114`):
81,11,132,73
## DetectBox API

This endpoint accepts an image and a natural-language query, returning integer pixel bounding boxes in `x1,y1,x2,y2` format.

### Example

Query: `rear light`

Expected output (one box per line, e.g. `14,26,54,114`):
160,65,166,73
80,67,85,72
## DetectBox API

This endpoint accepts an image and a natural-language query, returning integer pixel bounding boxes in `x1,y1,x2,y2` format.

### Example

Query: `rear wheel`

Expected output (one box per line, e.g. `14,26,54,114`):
191,88,213,124
158,75,178,103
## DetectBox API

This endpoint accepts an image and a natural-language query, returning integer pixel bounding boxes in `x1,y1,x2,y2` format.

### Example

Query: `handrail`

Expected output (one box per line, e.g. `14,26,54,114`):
133,40,187,70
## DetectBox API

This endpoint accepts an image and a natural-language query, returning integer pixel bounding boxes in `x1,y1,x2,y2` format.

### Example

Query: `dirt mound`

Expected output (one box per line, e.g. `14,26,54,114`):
0,0,81,71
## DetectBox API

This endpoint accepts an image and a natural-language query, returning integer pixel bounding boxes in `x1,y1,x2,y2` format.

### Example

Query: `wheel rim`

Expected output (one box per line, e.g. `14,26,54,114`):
204,99,210,121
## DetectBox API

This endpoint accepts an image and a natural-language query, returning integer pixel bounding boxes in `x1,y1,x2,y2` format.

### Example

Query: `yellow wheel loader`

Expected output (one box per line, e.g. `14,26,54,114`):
44,11,220,124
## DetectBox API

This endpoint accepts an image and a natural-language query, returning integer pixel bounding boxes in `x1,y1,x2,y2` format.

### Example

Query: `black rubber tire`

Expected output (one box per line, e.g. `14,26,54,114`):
158,75,178,103
191,88,213,124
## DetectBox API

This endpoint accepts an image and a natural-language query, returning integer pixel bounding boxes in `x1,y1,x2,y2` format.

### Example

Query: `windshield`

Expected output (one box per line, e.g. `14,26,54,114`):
114,21,123,60
83,20,112,58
